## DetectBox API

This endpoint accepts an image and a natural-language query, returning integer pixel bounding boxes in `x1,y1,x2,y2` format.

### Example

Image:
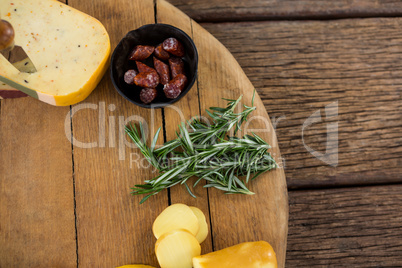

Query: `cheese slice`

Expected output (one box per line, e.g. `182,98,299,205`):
0,0,110,106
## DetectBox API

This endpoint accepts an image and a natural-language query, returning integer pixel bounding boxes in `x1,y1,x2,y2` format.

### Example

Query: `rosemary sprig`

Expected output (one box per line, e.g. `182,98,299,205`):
125,94,277,204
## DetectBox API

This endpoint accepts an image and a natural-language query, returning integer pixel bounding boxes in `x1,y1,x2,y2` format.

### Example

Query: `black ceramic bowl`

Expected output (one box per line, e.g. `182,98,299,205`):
110,24,198,108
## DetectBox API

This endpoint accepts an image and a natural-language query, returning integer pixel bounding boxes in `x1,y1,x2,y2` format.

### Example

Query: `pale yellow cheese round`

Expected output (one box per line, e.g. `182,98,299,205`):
152,203,199,239
189,206,209,244
155,229,201,268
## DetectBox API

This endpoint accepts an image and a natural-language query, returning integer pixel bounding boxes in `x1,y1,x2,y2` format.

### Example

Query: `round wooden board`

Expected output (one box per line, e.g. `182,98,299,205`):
0,0,288,266
156,0,289,266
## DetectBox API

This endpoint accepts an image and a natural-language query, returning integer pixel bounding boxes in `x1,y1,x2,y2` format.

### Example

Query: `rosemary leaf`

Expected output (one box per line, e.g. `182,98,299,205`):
125,93,277,203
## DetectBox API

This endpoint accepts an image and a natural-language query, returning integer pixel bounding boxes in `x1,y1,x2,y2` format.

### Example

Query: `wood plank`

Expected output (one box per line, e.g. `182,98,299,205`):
156,0,213,255
0,98,76,267
168,0,402,22
192,16,288,268
67,0,166,267
200,18,402,188
0,0,76,266
287,185,402,266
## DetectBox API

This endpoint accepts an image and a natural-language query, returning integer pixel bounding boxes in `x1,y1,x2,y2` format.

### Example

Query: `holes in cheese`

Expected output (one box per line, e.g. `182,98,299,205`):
152,203,199,239
155,229,201,268
0,0,110,106
192,241,277,268
189,206,208,244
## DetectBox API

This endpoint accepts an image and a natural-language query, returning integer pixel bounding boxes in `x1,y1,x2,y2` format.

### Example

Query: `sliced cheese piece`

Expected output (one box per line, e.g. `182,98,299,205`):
152,203,200,239
0,0,110,106
155,229,201,268
189,206,209,244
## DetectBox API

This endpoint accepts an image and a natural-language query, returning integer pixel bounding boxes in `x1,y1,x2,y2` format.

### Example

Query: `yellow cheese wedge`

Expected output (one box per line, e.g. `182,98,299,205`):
116,265,156,268
0,0,110,106
192,241,277,268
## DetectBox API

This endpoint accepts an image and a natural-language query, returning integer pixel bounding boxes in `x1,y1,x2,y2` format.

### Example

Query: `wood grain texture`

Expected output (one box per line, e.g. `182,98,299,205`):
287,185,402,266
0,0,76,265
156,0,213,255
192,15,289,268
0,98,76,267
200,18,402,188
68,0,166,267
168,0,402,22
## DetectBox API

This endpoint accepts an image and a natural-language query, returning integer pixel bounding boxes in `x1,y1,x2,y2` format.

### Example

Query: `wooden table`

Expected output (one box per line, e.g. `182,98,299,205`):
1,0,401,267
176,1,402,267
